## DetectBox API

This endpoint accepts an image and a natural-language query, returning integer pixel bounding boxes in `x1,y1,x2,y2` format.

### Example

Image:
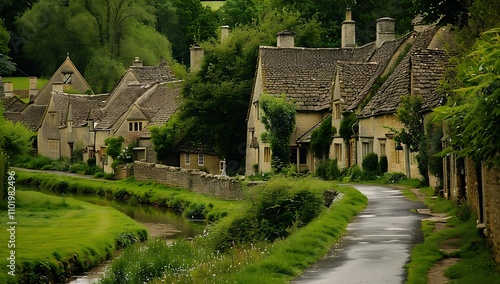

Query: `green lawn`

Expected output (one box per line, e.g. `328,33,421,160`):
0,191,147,283
201,1,225,10
3,77,48,90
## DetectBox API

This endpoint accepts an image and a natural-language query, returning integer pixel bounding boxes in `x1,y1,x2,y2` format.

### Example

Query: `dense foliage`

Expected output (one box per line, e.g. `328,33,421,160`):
260,93,296,171
339,111,358,141
310,116,335,159
434,28,500,169
0,103,35,165
149,115,182,163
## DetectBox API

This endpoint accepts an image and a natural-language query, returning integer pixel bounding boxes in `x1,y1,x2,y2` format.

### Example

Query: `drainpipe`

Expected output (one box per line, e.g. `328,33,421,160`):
351,119,359,165
404,144,411,178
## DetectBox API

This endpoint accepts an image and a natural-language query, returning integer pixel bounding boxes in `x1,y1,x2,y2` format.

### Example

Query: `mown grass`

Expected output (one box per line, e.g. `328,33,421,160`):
3,77,48,90
0,191,146,283
100,178,367,283
405,187,500,284
201,1,225,10
15,170,243,221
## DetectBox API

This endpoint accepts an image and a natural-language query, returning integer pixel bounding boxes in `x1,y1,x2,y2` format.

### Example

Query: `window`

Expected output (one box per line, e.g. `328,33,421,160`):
380,141,386,157
254,101,260,120
264,147,270,163
128,121,143,132
299,148,308,165
62,72,72,84
49,113,57,126
334,143,343,161
68,121,72,133
395,143,401,164
198,154,204,166
185,153,190,165
290,148,298,165
48,140,59,151
361,141,373,159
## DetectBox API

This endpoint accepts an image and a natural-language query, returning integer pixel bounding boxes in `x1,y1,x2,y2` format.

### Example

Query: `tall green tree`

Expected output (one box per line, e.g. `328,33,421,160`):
414,0,471,27
0,102,35,164
260,93,296,171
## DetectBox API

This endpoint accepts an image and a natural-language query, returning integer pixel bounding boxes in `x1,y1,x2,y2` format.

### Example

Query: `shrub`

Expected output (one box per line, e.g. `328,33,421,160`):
385,172,406,183
69,163,87,174
315,159,329,180
315,159,340,180
379,155,388,173
40,165,57,171
23,156,52,169
87,158,96,167
348,165,362,181
362,153,379,173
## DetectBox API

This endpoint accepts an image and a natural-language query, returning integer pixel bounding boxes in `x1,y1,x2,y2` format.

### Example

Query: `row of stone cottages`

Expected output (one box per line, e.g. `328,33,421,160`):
1,10,499,263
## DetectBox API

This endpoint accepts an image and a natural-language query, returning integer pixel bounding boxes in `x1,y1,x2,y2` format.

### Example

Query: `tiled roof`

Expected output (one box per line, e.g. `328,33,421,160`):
52,93,109,127
4,96,27,112
130,60,176,83
336,62,379,109
411,49,450,110
4,104,46,131
176,142,219,156
346,36,408,110
259,44,376,111
359,27,440,117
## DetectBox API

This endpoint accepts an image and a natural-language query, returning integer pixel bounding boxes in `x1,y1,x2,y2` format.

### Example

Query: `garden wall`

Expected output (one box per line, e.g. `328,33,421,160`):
133,161,243,200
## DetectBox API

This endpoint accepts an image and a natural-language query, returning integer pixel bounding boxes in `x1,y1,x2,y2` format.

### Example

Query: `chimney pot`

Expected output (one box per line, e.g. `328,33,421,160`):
376,17,396,48
221,25,230,43
4,81,14,97
190,45,205,73
52,82,64,93
132,57,143,67
276,30,295,48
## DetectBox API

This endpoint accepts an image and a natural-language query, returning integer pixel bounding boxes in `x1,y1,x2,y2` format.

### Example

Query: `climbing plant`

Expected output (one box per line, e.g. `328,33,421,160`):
310,116,336,159
339,111,358,141
260,93,296,171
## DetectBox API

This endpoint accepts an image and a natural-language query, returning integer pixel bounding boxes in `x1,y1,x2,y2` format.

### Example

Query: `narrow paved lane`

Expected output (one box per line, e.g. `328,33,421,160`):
293,185,424,284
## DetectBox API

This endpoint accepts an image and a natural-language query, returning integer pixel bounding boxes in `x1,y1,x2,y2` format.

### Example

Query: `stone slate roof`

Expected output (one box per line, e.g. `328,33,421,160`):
4,96,27,112
176,142,219,156
130,60,176,83
258,43,376,111
346,36,409,110
4,104,46,131
336,62,379,109
412,49,450,110
52,93,109,127
359,27,440,117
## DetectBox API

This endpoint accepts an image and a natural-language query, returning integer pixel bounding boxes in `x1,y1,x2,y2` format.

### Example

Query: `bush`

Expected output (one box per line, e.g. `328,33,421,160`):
87,158,96,167
40,165,57,171
315,159,329,180
315,159,340,180
69,163,87,174
385,172,406,183
347,165,362,182
23,156,52,169
362,153,379,173
379,155,388,173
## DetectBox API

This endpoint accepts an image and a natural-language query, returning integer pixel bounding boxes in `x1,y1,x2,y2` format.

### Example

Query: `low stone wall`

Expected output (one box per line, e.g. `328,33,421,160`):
133,161,243,200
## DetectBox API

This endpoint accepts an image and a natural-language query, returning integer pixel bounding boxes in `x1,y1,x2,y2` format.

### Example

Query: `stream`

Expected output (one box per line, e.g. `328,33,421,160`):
18,185,205,283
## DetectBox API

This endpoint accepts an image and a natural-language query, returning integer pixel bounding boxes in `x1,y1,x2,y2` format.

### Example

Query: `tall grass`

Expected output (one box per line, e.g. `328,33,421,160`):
0,191,146,283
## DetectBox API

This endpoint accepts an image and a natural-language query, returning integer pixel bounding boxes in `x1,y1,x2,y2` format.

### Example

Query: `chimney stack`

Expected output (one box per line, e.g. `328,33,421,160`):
52,82,64,93
341,8,356,48
221,25,230,43
29,76,38,98
190,45,205,73
132,57,143,67
4,81,13,97
376,17,396,48
276,30,295,48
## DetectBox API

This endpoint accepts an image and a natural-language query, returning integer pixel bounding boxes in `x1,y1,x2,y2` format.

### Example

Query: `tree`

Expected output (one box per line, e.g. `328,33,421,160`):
310,116,335,159
414,0,471,27
434,28,500,169
260,93,296,171
0,102,35,164
150,115,182,163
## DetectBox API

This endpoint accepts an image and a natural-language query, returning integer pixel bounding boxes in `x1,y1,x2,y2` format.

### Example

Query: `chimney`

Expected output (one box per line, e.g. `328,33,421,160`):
341,8,356,48
52,82,64,93
276,30,295,48
376,17,396,48
221,25,230,43
190,45,204,73
132,57,143,67
29,76,38,98
4,81,13,97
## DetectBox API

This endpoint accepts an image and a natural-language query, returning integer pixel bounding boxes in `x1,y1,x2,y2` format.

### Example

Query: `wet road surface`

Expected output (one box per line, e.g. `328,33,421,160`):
293,184,425,284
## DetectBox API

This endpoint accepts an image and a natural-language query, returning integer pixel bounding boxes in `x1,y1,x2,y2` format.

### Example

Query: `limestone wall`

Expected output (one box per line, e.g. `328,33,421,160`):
134,161,243,200
483,166,500,264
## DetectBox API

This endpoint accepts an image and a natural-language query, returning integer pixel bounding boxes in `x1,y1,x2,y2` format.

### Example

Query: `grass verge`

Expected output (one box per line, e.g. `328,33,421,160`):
0,191,146,283
15,170,243,221
100,178,367,283
404,187,500,284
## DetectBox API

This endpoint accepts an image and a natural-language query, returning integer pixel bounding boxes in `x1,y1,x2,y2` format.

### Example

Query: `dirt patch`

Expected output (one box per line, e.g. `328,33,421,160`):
427,257,460,283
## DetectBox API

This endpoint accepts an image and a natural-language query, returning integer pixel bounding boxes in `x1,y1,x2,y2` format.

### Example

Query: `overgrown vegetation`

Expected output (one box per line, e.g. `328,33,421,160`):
0,191,146,284
405,187,500,284
310,116,335,159
100,177,368,283
260,94,297,171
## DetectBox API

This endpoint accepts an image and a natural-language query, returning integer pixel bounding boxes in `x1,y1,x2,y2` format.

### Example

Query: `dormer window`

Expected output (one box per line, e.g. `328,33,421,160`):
128,121,143,132
62,70,73,84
